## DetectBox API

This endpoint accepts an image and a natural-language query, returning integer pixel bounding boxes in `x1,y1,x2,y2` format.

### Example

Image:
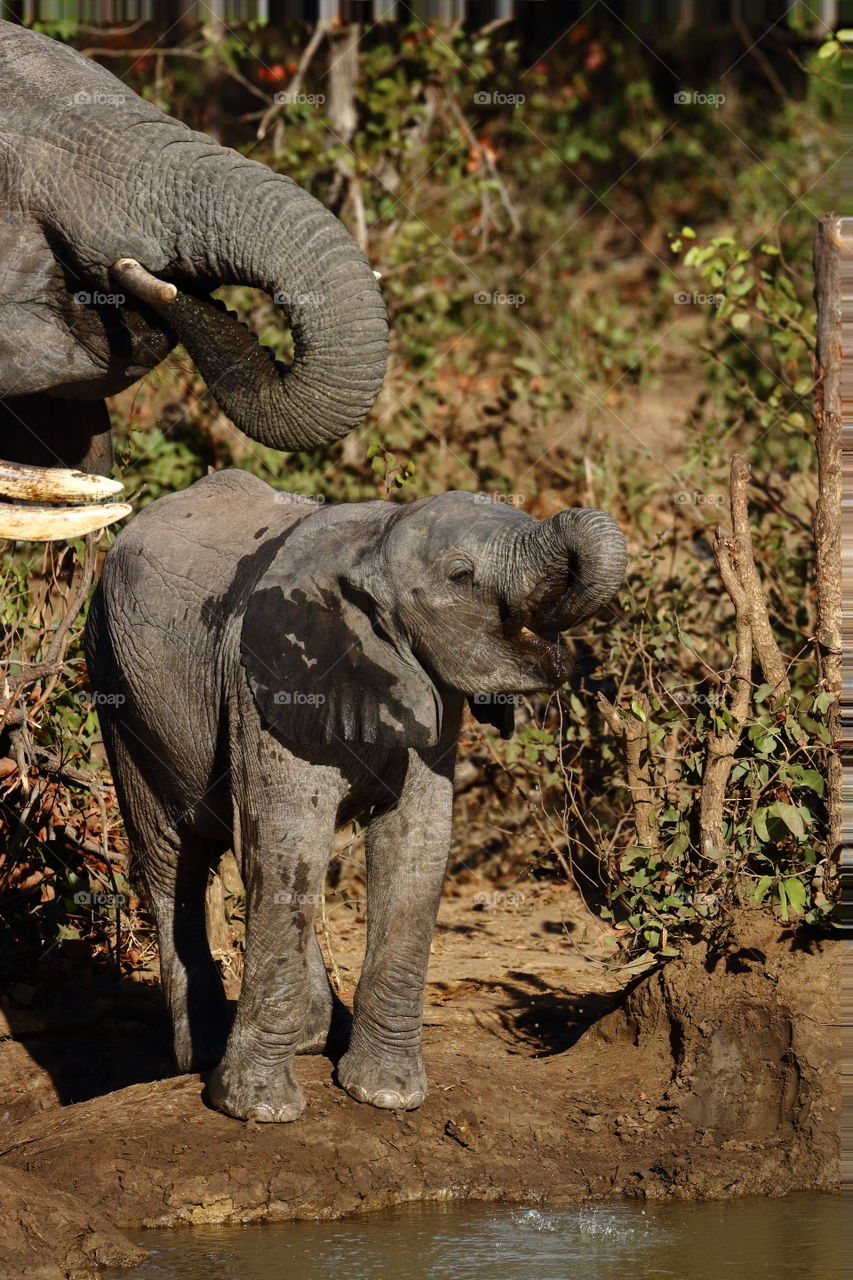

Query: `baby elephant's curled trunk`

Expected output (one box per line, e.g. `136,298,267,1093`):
509,508,628,634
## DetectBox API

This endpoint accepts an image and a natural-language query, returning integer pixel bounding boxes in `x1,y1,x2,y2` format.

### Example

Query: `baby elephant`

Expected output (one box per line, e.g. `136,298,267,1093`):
85,471,625,1122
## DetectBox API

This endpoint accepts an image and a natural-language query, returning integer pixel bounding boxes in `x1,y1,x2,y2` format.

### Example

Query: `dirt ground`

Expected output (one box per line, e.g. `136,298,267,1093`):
0,885,840,1280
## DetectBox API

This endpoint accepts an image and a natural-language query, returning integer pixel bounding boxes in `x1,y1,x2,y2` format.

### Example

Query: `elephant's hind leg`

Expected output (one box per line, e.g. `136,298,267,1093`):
148,828,232,1072
109,733,230,1071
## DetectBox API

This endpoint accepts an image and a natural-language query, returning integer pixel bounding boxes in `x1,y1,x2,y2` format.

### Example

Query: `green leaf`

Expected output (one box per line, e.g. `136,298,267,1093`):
791,768,825,796
630,699,647,722
771,801,807,839
754,875,773,904
624,955,657,975
754,809,770,843
777,879,789,921
813,690,835,715
784,877,807,914
668,832,689,858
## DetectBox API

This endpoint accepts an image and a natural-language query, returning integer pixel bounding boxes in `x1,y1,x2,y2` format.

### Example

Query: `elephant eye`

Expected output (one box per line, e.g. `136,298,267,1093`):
448,565,474,585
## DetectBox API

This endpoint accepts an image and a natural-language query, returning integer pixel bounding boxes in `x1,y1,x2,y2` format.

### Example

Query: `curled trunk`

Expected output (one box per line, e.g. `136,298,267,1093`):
509,508,627,631
116,159,388,454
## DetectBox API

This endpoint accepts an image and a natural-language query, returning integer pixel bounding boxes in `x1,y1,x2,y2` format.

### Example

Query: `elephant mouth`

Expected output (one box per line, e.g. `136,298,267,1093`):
505,623,574,686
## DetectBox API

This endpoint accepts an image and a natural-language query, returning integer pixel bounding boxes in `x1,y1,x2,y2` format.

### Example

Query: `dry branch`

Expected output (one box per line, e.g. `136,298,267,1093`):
727,454,790,703
597,693,661,853
0,537,98,761
698,455,791,860
699,529,753,860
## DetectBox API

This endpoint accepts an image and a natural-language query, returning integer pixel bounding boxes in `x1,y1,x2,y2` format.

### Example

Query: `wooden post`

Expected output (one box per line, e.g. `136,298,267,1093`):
836,219,853,918
812,216,844,862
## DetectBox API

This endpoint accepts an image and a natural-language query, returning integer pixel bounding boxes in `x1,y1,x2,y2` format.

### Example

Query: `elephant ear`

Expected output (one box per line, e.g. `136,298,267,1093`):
466,697,516,739
240,525,442,749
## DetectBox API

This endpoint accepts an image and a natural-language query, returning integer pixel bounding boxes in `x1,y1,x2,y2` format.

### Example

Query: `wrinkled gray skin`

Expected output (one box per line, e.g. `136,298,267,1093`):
0,21,386,475
84,472,626,1122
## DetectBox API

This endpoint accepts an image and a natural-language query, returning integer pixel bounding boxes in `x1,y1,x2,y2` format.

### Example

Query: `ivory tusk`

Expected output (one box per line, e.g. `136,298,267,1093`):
0,460,125,503
111,258,178,305
0,503,132,542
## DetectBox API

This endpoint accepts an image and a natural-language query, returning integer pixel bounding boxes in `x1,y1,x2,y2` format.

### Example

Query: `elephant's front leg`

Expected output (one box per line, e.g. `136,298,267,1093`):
338,747,455,1110
207,763,338,1123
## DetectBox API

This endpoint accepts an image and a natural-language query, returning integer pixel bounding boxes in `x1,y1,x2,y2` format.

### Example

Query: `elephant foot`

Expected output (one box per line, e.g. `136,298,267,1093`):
296,992,352,1058
336,1046,427,1110
206,1057,306,1123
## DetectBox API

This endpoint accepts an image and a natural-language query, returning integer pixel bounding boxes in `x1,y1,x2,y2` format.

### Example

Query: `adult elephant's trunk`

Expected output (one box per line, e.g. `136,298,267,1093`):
114,164,388,453
509,509,627,632
0,163,387,537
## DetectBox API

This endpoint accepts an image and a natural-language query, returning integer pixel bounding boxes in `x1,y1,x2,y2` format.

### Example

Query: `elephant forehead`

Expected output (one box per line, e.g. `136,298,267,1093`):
390,493,536,557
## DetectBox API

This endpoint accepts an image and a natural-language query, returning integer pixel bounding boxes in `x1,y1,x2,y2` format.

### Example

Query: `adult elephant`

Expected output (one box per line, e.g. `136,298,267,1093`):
0,21,387,539
85,472,626,1122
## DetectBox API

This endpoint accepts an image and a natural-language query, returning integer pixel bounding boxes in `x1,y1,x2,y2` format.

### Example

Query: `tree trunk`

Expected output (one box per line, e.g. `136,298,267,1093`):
812,216,844,862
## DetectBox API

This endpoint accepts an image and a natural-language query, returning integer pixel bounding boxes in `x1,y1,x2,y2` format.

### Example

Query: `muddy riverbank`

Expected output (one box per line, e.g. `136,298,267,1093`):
0,892,839,1278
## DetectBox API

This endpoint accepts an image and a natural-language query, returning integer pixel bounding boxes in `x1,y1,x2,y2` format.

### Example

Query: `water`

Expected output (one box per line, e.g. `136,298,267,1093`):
107,1194,841,1280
